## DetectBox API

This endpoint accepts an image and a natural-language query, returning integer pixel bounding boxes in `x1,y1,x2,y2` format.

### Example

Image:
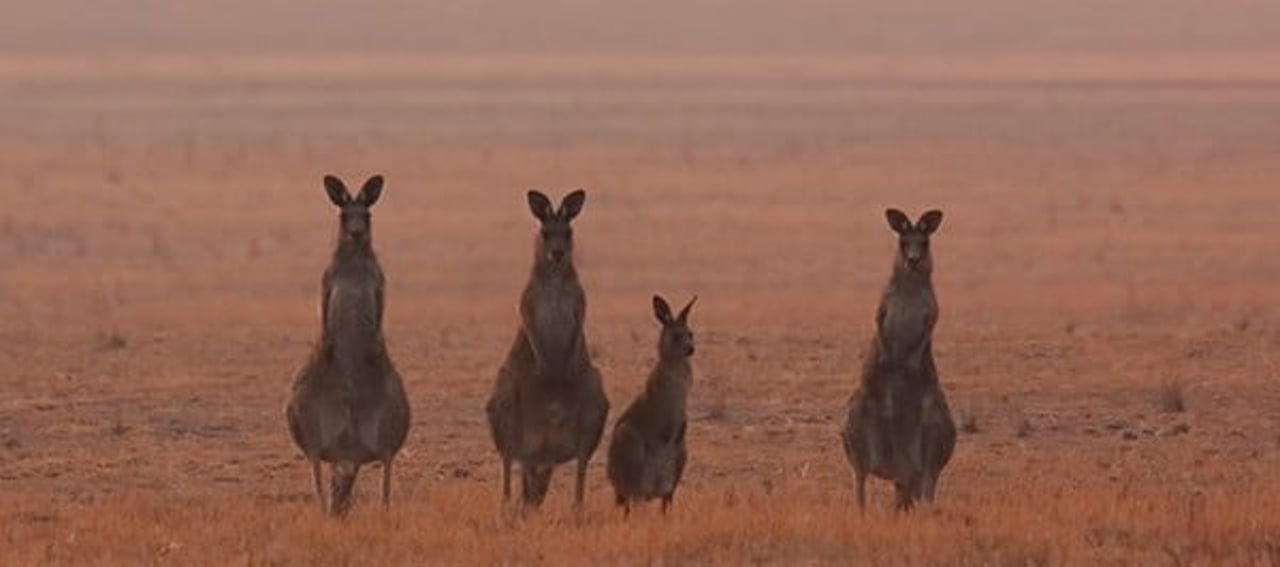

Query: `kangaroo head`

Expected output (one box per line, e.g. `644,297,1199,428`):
325,174,384,245
885,208,942,273
527,189,586,267
653,294,697,359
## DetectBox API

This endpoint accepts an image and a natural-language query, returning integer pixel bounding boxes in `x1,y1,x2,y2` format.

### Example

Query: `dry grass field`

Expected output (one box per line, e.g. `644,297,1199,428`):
2,45,1280,564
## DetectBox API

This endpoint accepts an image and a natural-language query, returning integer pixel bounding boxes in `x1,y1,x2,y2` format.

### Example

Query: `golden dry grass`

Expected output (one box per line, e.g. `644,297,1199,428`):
7,483,1280,565
1,52,1279,565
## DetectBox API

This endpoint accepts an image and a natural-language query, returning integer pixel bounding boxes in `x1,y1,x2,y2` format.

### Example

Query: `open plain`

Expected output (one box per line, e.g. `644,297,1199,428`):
1,25,1280,565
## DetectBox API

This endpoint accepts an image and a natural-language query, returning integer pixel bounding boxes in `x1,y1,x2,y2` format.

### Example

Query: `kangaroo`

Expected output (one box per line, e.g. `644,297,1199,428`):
285,174,411,517
607,295,696,515
485,189,609,516
842,208,956,511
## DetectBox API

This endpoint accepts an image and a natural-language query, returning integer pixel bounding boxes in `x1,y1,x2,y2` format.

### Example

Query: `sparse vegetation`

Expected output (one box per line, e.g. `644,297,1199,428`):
1234,316,1252,333
1160,378,1186,414
98,332,128,352
702,376,731,423
109,414,129,437
1015,418,1034,439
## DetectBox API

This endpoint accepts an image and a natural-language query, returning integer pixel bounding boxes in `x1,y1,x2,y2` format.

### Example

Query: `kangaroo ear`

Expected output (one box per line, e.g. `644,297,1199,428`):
917,209,943,235
324,175,350,207
559,189,587,221
885,208,913,234
527,190,554,221
677,295,697,323
357,175,385,207
652,295,674,325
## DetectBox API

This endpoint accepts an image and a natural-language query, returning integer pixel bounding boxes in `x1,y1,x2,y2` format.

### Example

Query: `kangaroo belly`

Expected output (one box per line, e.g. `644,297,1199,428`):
320,398,403,464
312,410,379,464
519,429,578,464
643,442,682,497
848,387,926,482
518,399,579,464
298,364,404,464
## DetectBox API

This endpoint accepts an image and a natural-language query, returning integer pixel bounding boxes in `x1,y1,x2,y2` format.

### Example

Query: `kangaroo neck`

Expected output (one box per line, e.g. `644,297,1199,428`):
648,357,692,399
890,263,932,291
333,239,377,268
531,258,577,281
651,357,692,386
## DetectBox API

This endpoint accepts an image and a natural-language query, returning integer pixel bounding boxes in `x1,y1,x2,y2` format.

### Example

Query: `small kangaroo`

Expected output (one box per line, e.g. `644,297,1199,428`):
285,174,411,517
607,295,696,515
842,208,956,511
485,189,609,515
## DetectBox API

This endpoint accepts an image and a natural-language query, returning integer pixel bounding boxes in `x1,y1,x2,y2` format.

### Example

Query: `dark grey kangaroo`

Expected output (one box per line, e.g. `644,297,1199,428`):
842,208,956,511
285,174,411,517
485,190,609,515
607,295,696,515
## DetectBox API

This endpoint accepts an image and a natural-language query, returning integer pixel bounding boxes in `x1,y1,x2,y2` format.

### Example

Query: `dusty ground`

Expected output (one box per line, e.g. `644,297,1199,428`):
1,51,1279,565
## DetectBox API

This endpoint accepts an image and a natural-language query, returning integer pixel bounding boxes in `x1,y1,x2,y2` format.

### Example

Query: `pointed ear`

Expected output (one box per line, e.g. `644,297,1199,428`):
357,175,385,206
527,190,554,221
917,209,943,235
652,295,674,325
324,175,350,207
677,295,697,323
559,189,587,221
885,208,913,234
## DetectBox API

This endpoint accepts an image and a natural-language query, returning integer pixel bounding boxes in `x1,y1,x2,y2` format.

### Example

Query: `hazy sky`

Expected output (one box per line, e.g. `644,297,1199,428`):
4,0,1279,56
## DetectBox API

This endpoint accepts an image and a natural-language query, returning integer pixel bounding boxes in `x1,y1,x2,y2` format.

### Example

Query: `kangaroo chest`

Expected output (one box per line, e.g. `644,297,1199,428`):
879,288,936,360
639,368,691,443
526,285,582,352
327,278,381,353
636,398,686,443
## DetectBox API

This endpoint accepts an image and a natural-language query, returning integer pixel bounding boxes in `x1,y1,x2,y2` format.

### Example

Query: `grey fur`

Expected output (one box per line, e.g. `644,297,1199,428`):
842,208,956,511
285,174,411,517
485,189,609,515
607,295,696,515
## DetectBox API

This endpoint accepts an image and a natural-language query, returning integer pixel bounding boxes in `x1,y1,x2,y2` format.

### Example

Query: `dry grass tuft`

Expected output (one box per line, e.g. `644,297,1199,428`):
98,332,128,352
1015,418,1033,439
1159,378,1186,414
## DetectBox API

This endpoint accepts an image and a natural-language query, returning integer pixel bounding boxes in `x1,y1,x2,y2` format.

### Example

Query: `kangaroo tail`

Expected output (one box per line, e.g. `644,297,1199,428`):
521,463,554,508
330,462,360,517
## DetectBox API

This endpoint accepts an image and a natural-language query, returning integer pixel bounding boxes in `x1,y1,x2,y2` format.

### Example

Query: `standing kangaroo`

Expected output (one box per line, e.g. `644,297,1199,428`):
285,174,411,517
842,208,956,511
485,189,609,515
607,295,696,515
